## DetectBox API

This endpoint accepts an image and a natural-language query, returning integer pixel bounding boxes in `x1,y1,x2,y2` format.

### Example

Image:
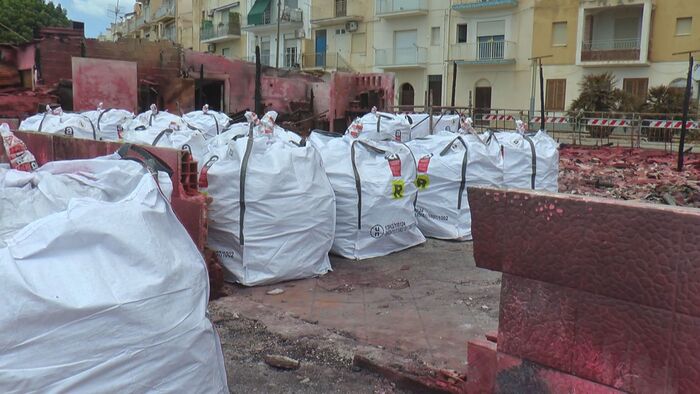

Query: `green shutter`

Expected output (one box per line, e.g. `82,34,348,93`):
248,0,272,26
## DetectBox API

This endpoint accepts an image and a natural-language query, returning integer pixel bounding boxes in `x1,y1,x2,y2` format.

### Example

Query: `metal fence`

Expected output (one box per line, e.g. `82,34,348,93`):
385,106,700,151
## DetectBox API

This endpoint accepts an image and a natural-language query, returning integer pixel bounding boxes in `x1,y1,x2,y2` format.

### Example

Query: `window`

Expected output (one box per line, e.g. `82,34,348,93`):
284,46,298,68
457,24,467,43
261,38,271,65
552,22,567,46
623,78,649,99
676,17,692,36
431,27,441,46
335,0,347,17
221,47,230,57
335,28,346,35
545,79,566,111
351,32,366,53
286,0,298,9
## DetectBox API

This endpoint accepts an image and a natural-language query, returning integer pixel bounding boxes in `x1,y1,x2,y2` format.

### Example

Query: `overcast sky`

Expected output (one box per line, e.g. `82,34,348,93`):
52,0,136,37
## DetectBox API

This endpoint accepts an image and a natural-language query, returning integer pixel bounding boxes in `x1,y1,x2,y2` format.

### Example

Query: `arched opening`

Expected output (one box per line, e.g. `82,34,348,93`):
399,83,415,111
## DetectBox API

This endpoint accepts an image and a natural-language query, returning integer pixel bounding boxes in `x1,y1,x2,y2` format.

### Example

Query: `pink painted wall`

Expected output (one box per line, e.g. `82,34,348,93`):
16,45,35,70
328,72,395,132
71,57,138,112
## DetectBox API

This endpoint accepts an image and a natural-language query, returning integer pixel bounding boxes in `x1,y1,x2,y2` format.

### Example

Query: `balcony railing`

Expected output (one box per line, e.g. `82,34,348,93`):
375,46,427,67
450,40,517,63
154,3,176,21
581,38,641,62
375,0,428,16
201,21,242,42
301,52,353,71
452,0,518,11
135,15,148,29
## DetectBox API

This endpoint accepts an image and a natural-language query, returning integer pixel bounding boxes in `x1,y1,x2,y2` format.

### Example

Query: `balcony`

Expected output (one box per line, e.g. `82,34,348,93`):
201,21,242,44
245,7,303,33
375,0,428,18
450,41,517,65
452,0,518,12
300,52,353,71
375,47,427,69
135,15,149,30
154,2,176,22
580,38,642,63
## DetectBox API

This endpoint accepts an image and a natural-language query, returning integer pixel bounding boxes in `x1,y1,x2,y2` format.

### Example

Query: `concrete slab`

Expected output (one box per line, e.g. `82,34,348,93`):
219,239,502,372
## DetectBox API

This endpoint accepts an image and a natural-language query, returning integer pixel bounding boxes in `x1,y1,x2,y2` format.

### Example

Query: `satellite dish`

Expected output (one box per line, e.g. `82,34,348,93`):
693,63,700,82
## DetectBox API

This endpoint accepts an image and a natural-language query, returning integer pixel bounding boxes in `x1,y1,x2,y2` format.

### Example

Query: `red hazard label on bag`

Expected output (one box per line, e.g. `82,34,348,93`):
418,156,431,173
388,156,401,177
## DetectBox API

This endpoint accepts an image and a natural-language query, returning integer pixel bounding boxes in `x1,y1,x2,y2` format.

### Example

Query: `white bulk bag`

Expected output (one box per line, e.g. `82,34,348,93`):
406,132,502,241
19,108,97,140
496,131,559,192
355,111,412,142
183,105,231,139
122,125,209,162
0,158,228,393
126,105,190,132
201,131,335,286
406,114,462,139
82,107,134,141
310,132,425,259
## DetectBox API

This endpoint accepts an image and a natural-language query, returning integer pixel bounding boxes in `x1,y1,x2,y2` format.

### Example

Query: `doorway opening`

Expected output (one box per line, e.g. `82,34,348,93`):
195,79,225,112
399,82,415,111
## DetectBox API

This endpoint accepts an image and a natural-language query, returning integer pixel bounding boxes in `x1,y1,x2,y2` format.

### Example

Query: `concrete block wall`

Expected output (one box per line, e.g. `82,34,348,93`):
468,187,700,393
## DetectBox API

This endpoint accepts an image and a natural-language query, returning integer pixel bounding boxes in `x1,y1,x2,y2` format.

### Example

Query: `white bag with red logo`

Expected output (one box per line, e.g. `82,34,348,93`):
353,110,412,142
309,132,425,259
406,132,502,241
200,128,335,286
0,124,38,172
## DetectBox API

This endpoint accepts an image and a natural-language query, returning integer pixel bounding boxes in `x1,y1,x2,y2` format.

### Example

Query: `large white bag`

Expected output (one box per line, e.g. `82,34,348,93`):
122,124,209,163
406,132,502,240
353,111,412,142
183,105,231,139
19,107,97,140
496,130,559,192
310,132,425,259
126,105,190,132
202,130,335,286
0,157,228,393
405,113,462,139
82,106,134,141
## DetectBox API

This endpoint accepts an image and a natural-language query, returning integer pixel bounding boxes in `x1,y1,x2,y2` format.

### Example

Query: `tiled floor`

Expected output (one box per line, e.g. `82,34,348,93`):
225,239,502,370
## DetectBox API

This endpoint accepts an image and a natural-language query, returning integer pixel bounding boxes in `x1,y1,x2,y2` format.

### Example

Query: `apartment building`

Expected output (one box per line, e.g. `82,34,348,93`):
242,0,312,67
104,0,699,112
534,0,700,112
194,0,248,59
309,0,370,72
448,0,534,111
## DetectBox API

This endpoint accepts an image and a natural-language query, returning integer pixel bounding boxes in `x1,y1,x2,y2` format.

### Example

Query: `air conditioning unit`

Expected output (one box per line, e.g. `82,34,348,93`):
346,21,359,32
295,29,305,39
207,44,216,53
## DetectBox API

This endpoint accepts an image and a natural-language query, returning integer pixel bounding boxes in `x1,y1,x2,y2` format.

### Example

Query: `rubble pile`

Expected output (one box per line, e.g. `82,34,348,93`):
559,146,700,207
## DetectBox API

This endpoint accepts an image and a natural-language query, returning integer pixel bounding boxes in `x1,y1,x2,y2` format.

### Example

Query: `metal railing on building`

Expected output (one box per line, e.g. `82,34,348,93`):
201,21,242,41
375,0,427,15
375,47,427,67
450,40,517,62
